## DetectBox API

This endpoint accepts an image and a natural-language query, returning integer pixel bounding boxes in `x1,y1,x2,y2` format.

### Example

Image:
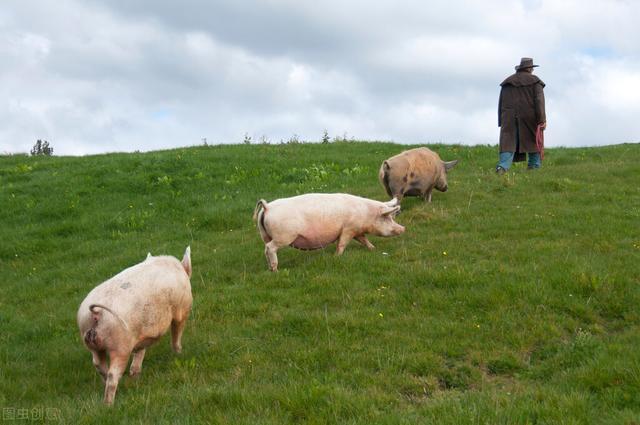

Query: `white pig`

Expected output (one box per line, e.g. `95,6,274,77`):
253,193,405,271
77,247,192,405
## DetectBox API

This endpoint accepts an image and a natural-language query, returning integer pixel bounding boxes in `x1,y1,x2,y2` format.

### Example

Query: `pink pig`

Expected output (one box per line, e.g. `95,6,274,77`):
253,193,405,271
77,247,192,404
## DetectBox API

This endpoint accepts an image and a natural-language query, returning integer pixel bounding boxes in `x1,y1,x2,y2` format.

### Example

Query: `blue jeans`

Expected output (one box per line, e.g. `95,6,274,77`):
497,151,541,170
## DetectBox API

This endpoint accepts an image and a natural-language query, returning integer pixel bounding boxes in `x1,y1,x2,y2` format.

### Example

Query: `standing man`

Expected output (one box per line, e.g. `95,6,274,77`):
496,57,546,174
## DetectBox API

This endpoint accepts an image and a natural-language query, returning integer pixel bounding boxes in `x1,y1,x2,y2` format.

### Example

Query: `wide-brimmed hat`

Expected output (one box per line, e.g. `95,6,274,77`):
515,57,539,71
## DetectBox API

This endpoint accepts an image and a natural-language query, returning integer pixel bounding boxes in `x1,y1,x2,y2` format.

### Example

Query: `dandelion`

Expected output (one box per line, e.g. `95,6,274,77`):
379,313,384,318
443,251,448,256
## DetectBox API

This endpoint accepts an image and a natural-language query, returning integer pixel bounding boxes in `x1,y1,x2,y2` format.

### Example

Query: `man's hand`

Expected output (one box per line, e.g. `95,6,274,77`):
540,122,547,130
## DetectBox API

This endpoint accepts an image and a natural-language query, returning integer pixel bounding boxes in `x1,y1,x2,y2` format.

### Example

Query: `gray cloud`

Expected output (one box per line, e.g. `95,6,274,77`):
1,0,639,155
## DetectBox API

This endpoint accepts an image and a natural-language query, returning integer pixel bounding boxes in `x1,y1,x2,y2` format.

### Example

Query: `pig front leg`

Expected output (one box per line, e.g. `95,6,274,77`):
129,349,146,377
423,189,433,203
336,232,356,255
355,235,375,250
104,352,130,405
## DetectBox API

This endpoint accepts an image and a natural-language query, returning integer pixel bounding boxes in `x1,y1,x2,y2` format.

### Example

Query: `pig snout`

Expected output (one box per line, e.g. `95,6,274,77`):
393,223,405,235
376,219,405,237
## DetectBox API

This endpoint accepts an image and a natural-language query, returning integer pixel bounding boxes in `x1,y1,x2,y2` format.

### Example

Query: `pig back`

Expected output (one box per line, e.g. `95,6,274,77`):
268,193,378,223
397,148,441,175
383,148,440,195
78,256,192,339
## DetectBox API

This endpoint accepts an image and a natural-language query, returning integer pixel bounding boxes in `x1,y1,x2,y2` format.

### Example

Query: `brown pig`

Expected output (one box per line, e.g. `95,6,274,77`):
253,193,405,271
77,247,192,405
379,147,458,203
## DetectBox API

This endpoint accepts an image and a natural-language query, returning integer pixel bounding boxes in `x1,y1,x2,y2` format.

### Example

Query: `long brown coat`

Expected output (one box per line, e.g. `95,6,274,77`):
498,72,546,158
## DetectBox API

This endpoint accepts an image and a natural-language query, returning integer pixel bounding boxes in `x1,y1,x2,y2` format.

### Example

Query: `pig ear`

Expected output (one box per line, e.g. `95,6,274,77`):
384,197,399,207
381,205,401,216
383,160,391,170
444,160,458,171
182,246,192,278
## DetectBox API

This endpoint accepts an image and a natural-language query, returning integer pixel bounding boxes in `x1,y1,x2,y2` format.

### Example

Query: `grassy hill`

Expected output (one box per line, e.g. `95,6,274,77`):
1,141,639,424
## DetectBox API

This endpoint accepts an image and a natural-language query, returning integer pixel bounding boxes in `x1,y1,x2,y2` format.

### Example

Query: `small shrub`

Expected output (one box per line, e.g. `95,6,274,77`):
279,163,329,185
15,164,33,173
332,132,352,143
243,133,252,145
30,139,53,156
321,130,330,144
155,175,173,186
287,134,300,144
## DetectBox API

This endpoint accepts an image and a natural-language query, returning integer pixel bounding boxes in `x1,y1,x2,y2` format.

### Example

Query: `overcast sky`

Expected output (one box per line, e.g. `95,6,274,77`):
1,0,639,155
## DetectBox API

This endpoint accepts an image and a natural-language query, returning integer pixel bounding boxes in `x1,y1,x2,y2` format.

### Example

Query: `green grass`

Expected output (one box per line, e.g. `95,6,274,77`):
1,141,639,424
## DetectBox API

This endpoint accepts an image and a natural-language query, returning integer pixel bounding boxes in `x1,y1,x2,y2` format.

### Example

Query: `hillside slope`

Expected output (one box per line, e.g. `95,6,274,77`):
1,142,639,424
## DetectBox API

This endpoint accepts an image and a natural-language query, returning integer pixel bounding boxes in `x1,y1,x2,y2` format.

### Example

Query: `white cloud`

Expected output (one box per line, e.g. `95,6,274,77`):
597,68,640,111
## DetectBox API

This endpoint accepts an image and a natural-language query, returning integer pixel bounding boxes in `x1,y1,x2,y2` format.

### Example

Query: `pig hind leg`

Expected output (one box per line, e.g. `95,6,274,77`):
264,229,302,271
103,351,130,405
171,318,188,353
129,348,146,377
91,350,108,381
265,239,291,272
